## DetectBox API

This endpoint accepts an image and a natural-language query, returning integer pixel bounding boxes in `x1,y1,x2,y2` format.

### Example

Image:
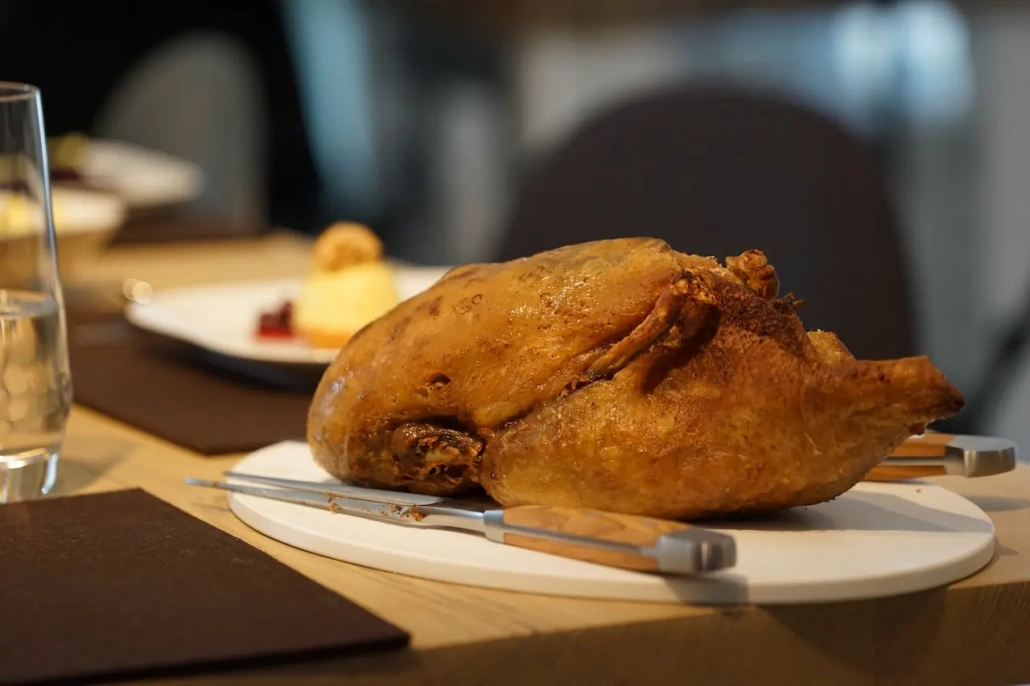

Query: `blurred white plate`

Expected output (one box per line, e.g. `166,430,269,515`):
0,186,126,236
0,187,127,280
79,139,205,209
124,266,451,366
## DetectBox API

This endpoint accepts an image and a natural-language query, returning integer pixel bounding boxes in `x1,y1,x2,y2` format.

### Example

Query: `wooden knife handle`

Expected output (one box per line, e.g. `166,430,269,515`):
497,505,733,574
864,464,948,481
864,434,957,481
887,432,955,458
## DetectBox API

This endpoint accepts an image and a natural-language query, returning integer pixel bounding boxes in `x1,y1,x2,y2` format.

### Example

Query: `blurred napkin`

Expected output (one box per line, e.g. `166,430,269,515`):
0,489,408,685
67,310,313,455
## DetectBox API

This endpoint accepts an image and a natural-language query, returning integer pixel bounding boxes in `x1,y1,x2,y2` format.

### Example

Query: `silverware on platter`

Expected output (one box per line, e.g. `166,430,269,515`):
186,474,737,576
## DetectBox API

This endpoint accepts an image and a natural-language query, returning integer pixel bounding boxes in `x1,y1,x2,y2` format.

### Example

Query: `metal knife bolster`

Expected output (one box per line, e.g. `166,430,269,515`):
479,510,736,574
890,435,1018,477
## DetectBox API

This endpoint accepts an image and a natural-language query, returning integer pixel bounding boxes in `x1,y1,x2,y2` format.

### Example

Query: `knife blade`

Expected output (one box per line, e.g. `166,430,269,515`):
189,477,736,576
223,471,448,505
870,433,1017,481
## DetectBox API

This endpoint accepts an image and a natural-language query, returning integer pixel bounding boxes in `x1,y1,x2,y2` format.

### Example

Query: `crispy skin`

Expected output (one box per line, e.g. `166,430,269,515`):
307,238,964,519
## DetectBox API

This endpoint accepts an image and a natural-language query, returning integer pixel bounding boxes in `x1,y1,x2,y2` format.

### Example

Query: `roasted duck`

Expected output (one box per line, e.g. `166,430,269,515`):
307,238,963,519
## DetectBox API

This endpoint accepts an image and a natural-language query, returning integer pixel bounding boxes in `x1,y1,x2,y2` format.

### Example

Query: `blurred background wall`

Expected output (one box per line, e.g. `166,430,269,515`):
1,0,1027,452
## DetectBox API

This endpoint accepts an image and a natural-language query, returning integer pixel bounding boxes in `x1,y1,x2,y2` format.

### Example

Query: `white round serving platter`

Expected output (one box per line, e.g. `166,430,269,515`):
227,441,997,605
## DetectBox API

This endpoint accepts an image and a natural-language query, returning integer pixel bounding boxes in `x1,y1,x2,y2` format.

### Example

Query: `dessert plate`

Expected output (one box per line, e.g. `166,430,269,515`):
74,138,205,210
124,266,451,367
225,441,998,604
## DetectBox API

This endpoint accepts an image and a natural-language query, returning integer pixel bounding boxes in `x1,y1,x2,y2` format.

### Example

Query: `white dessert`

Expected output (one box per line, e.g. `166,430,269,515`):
293,223,399,348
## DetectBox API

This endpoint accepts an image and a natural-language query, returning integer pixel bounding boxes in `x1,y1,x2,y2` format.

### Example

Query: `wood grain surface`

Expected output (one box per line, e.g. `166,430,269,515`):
888,433,956,458
58,235,1030,686
865,464,950,481
501,505,693,571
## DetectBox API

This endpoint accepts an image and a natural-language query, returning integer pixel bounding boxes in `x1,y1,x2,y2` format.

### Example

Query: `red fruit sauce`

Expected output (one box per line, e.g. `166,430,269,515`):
255,301,295,340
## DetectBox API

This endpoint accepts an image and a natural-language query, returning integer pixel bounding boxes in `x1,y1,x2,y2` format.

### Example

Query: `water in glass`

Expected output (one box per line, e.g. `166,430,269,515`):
0,290,70,455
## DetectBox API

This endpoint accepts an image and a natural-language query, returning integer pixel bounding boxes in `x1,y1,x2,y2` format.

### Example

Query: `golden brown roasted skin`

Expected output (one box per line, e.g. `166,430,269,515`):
307,238,964,519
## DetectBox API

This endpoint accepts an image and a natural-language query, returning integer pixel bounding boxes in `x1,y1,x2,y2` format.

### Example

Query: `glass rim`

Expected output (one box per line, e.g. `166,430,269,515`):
0,82,39,102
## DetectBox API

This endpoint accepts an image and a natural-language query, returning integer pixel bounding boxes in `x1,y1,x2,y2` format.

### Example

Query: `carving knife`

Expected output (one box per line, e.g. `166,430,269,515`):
869,433,1018,481
187,476,736,576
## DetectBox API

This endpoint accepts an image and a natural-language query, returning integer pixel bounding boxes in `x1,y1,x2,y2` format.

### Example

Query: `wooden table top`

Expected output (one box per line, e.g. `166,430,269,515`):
61,233,1030,686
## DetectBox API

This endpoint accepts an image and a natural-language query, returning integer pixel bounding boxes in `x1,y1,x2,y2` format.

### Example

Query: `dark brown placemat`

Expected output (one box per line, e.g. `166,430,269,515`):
67,311,315,455
110,216,270,246
0,489,408,685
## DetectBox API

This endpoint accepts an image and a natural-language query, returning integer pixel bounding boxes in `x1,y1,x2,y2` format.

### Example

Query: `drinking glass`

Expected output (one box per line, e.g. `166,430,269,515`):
0,82,73,502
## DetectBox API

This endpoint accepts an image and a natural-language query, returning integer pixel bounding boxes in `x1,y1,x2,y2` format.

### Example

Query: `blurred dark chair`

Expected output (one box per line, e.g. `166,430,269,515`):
0,0,320,233
498,85,915,362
